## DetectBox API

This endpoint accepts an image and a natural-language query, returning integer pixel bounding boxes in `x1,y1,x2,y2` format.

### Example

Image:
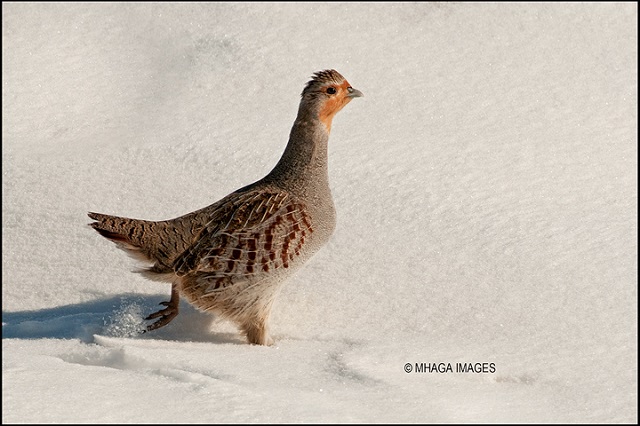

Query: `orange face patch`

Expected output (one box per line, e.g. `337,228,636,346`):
318,81,353,131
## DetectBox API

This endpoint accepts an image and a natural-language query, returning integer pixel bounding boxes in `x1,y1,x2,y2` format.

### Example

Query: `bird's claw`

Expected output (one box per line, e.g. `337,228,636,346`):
144,302,179,331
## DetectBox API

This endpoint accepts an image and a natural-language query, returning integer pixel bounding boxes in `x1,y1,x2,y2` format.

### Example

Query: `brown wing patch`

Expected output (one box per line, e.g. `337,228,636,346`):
173,189,313,295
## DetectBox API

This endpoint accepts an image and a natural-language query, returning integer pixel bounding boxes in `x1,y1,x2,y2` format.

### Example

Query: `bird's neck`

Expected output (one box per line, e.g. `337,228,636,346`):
266,110,332,198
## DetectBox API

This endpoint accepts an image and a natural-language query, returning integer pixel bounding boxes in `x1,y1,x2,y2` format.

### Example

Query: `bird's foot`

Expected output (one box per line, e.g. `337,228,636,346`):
144,300,179,332
144,286,180,332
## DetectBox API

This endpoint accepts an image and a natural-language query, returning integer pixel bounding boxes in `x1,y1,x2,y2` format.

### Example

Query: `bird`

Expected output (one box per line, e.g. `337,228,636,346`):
88,69,363,345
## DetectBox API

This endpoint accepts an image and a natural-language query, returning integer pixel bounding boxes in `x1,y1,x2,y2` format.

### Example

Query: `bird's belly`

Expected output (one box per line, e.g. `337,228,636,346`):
178,251,311,318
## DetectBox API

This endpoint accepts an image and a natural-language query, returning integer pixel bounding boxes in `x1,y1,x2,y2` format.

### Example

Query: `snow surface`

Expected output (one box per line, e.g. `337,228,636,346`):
2,2,637,423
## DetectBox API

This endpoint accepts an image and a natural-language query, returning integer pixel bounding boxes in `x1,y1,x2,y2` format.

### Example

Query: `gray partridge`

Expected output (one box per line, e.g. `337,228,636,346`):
89,69,363,345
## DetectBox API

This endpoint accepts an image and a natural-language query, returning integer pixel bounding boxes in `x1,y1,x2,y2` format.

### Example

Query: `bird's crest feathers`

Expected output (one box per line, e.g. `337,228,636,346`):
302,69,345,96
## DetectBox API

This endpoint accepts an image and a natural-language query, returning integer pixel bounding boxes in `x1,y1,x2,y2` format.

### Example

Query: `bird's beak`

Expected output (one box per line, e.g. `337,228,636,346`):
346,87,364,98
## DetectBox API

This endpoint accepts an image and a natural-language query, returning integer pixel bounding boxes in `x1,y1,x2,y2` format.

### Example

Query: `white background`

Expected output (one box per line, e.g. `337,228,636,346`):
3,3,637,422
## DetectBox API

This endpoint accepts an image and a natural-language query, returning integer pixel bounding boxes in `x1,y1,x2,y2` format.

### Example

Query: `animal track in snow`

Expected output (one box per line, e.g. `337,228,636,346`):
59,341,226,388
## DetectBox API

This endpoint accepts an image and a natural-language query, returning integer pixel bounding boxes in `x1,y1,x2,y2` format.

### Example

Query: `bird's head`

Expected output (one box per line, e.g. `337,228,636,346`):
300,69,363,131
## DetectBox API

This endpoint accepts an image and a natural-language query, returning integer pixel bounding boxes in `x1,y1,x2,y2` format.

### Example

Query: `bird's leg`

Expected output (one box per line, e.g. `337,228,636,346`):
243,322,273,346
145,283,180,332
241,314,274,346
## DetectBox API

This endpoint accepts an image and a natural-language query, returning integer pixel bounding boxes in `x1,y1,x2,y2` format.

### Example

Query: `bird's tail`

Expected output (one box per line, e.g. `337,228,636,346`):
88,211,180,283
88,211,153,263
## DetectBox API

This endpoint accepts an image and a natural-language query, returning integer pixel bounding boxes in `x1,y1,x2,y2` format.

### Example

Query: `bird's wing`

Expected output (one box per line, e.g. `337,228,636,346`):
172,188,313,292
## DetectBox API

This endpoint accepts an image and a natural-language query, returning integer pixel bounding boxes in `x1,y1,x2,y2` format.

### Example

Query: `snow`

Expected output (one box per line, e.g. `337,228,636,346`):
2,2,637,423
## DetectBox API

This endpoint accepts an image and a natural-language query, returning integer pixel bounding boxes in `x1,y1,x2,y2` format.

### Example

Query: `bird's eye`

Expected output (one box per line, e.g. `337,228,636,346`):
326,87,337,95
